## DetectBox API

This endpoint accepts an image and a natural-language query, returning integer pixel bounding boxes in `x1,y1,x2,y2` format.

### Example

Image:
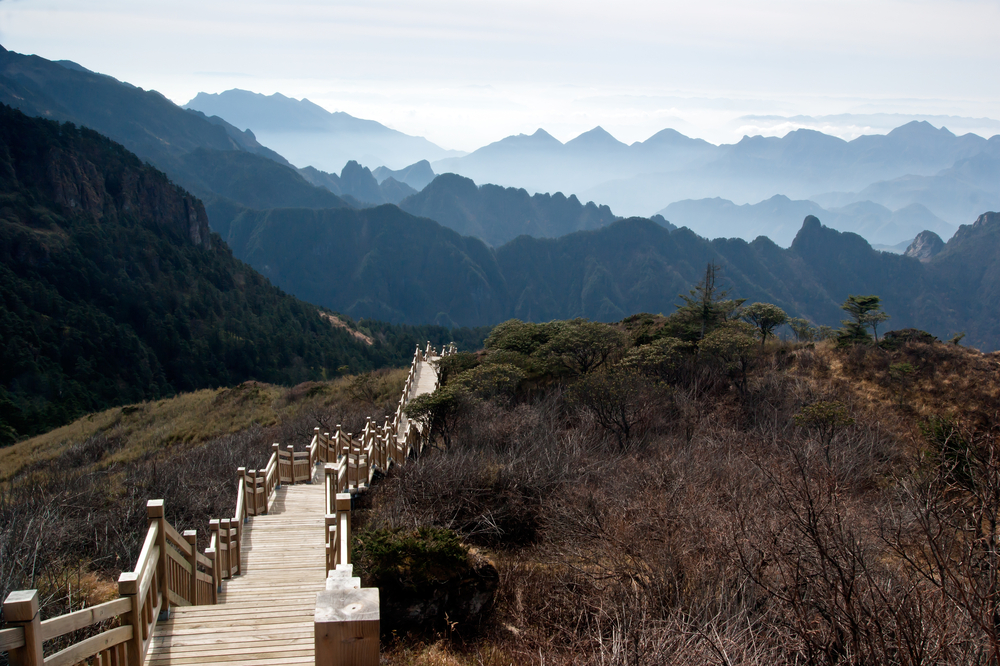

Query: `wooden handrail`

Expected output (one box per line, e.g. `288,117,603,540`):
0,627,25,652
39,597,132,642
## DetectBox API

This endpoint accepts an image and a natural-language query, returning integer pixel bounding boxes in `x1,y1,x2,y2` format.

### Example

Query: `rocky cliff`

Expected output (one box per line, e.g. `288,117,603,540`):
904,230,944,261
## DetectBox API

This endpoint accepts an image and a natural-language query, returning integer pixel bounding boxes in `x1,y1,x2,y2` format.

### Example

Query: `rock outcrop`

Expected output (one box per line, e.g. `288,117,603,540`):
904,230,944,262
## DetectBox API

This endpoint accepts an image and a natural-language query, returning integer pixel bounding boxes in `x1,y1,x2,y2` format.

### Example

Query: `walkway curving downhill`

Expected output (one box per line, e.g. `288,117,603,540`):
144,355,442,666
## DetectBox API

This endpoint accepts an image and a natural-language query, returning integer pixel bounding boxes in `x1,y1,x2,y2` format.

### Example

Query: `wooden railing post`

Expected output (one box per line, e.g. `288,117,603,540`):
336,493,352,566
287,444,295,485
184,530,198,605
221,518,232,579
272,443,280,488
204,537,219,603
3,590,42,666
209,520,222,586
116,573,143,666
147,500,170,620
238,468,248,521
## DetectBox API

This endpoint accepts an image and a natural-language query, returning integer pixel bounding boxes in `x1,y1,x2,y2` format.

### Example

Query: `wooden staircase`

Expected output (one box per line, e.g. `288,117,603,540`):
147,472,326,665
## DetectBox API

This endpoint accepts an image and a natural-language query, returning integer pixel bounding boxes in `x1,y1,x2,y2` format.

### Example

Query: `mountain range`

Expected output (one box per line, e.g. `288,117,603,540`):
177,84,1000,247
215,189,1000,351
397,173,619,247
0,46,354,216
184,89,463,172
658,195,955,248
431,122,1000,230
4,44,1000,355
299,161,417,206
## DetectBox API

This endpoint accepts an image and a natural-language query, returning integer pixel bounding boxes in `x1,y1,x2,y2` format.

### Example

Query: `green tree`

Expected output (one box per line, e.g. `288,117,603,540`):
404,384,469,451
452,363,525,402
838,295,887,344
534,320,627,375
673,263,745,342
788,317,817,343
622,337,693,383
568,368,651,449
699,321,758,395
484,319,564,355
862,311,891,341
740,302,788,346
793,400,855,464
889,362,915,407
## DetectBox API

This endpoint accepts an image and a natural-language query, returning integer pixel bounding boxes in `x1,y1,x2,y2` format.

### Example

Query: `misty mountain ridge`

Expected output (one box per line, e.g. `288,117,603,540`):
184,89,464,172
299,160,416,206
372,160,437,191
218,192,1000,351
659,194,955,247
398,173,619,247
8,44,991,252
0,46,355,217
432,120,998,227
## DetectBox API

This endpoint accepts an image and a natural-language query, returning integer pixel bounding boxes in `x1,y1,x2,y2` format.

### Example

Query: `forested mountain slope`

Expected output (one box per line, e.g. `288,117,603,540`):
222,198,999,350
0,106,426,443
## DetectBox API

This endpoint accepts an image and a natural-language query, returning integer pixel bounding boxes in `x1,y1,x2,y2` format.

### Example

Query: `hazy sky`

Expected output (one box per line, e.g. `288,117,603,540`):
2,0,998,150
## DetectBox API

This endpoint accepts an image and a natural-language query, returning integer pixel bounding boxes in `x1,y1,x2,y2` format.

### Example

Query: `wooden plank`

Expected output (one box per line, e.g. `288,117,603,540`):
131,522,159,583
40,597,131,642
166,545,193,575
0,626,25,651
43,625,132,666
163,520,192,557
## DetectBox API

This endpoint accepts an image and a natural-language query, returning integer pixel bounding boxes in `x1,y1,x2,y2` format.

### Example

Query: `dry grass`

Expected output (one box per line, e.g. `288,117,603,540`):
0,369,408,482
382,638,517,666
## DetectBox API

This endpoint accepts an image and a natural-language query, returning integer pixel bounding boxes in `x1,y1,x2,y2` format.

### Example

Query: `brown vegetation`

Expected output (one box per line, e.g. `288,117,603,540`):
357,330,1000,665
5,305,1000,666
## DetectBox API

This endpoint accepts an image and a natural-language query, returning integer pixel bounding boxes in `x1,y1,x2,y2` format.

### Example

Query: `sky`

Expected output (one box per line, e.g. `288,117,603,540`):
1,0,999,151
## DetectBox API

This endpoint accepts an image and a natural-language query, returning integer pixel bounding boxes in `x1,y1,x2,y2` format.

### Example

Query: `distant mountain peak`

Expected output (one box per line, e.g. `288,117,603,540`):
566,126,626,150
887,120,955,139
493,128,563,149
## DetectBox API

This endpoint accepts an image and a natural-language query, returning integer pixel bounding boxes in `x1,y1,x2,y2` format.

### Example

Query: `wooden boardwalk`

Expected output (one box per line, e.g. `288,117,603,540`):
144,354,441,666
1,349,448,666
147,470,327,665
